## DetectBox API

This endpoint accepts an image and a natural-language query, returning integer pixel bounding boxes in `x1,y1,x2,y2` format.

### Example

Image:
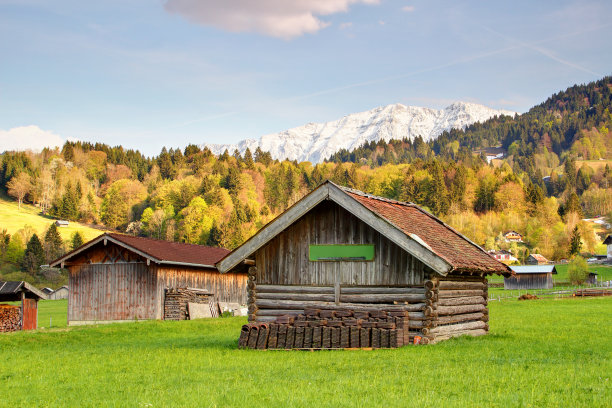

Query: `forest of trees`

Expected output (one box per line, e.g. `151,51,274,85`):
1,76,612,284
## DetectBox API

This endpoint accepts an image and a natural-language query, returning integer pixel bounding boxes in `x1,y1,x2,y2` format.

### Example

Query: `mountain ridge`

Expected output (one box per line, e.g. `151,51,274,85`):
205,101,516,163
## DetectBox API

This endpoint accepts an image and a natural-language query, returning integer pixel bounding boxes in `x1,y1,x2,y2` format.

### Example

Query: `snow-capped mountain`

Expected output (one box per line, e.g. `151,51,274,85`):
205,102,516,163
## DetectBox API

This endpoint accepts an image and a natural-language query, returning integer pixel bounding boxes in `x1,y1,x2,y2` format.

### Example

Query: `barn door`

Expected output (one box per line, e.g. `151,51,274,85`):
22,298,37,330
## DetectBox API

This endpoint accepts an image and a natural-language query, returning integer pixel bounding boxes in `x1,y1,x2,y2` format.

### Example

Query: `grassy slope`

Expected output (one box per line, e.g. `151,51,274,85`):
0,196,106,242
0,298,610,407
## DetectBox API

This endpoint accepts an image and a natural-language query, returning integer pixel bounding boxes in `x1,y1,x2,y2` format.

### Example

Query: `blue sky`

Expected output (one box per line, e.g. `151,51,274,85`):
0,0,610,156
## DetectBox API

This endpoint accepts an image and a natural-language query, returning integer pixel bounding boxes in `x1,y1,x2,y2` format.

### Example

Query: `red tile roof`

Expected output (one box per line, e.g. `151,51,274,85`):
342,188,510,274
106,233,230,267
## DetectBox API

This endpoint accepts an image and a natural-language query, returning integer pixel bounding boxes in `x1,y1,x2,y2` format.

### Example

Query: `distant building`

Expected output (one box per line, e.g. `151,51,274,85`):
526,254,549,265
604,235,612,259
41,287,54,296
503,231,523,243
505,265,557,290
488,249,518,264
586,272,598,285
55,220,69,227
473,147,505,164
47,286,68,300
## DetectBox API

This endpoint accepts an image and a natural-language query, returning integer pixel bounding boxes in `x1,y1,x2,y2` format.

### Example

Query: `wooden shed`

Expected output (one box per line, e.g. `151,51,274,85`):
217,181,511,347
47,285,69,300
50,233,247,325
505,265,557,289
527,254,549,265
0,281,46,332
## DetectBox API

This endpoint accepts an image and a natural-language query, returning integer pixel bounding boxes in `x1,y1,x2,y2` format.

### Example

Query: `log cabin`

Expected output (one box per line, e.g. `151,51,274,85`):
50,233,247,325
217,181,512,346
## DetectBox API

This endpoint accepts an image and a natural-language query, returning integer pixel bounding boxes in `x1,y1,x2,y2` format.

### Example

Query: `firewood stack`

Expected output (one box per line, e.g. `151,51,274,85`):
0,304,21,332
238,308,410,350
164,288,213,320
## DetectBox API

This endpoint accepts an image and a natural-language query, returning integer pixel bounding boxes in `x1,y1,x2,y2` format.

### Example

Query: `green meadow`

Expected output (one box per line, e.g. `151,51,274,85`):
1,297,610,407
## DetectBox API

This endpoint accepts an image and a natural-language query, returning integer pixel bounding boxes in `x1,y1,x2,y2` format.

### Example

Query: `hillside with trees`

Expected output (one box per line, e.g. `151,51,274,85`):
1,76,612,285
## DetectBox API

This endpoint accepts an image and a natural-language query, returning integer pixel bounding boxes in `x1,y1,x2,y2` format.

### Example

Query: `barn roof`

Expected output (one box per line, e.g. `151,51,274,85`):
529,254,549,263
217,180,511,276
510,265,557,274
604,235,612,245
0,281,46,300
50,233,230,270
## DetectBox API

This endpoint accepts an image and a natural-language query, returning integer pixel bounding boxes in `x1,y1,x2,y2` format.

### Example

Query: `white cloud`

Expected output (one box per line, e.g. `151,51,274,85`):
163,0,380,39
402,6,415,12
0,125,66,152
339,22,353,30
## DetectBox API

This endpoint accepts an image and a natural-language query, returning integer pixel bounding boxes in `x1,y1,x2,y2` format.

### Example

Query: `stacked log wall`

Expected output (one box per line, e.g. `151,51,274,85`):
423,275,489,344
249,267,429,341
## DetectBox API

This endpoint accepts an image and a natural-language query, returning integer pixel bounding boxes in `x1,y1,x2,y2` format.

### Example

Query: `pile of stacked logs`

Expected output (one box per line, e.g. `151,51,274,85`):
164,288,213,320
0,304,21,332
239,308,410,350
574,288,612,297
422,277,489,344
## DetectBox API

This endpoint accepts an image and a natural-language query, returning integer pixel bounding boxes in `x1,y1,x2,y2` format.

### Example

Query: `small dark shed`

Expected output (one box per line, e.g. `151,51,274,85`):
0,281,46,332
50,233,247,325
505,265,557,289
217,181,511,347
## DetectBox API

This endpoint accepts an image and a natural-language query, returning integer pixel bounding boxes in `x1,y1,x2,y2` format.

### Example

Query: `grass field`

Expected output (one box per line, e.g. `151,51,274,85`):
0,196,106,242
1,298,610,407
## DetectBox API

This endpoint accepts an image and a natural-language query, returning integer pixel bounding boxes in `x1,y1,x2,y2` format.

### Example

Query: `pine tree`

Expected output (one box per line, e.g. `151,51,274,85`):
243,148,255,170
568,226,582,257
44,223,64,263
206,221,223,247
71,231,84,250
22,234,45,274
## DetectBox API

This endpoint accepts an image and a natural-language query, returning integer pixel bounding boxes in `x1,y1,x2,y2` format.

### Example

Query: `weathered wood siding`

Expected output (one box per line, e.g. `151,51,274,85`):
69,262,157,322
503,273,553,290
254,201,428,286
154,266,247,319
21,298,37,330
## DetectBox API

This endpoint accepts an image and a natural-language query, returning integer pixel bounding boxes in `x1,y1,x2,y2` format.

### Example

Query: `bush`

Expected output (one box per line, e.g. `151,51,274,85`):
567,256,589,285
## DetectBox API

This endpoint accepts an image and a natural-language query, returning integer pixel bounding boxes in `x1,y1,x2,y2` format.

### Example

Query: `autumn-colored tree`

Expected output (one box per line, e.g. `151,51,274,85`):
7,172,32,209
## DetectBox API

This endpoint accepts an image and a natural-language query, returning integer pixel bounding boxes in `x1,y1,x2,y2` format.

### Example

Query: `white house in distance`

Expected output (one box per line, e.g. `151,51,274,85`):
503,231,523,243
604,235,612,259
488,249,518,264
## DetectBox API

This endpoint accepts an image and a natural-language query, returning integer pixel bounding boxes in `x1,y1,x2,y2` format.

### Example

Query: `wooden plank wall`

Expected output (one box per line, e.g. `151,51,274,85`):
155,267,247,319
21,298,37,330
69,263,157,322
255,201,428,286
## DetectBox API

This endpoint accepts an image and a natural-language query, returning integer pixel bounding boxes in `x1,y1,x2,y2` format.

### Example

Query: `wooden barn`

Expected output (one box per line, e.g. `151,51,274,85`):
0,281,46,332
50,233,247,325
217,181,511,347
527,254,549,265
47,285,69,300
505,265,557,289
